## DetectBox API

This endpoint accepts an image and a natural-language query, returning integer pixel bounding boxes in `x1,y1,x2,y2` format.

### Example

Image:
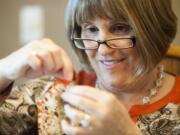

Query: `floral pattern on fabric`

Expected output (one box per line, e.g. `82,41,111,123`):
36,81,68,135
0,78,51,135
137,103,180,135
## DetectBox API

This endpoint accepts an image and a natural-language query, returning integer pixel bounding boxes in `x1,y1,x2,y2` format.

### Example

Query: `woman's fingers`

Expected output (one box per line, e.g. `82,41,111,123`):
29,51,42,71
61,119,85,135
55,48,74,81
64,105,90,125
50,49,63,72
40,39,62,72
66,85,109,101
34,50,55,74
26,53,43,78
38,39,74,80
0,38,73,80
24,38,73,79
61,92,98,114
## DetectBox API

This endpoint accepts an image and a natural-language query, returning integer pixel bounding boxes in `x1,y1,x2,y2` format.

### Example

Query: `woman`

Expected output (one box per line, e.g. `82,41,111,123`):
0,0,179,134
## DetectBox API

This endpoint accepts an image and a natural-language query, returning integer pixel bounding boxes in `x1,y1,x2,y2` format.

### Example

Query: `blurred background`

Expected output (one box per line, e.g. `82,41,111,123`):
0,0,180,70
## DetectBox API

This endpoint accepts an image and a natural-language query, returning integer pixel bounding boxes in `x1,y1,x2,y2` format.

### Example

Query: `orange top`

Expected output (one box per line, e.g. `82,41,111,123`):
57,70,180,122
129,76,180,121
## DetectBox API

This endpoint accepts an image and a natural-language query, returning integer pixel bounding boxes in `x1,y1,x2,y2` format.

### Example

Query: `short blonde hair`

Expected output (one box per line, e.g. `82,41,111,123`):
65,0,177,75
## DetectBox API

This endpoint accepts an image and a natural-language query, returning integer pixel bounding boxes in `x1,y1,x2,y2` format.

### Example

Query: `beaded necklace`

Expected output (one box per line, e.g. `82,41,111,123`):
96,65,165,105
142,65,165,104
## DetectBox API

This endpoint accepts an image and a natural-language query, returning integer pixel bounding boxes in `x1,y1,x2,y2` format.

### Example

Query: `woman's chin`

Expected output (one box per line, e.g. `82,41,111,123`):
98,77,127,92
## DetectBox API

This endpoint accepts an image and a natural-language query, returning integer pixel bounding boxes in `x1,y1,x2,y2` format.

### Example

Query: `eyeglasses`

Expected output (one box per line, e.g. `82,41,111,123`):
71,35,136,50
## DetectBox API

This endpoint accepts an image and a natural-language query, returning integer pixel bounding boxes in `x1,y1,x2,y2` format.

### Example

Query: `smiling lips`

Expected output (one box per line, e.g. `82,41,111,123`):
99,58,126,69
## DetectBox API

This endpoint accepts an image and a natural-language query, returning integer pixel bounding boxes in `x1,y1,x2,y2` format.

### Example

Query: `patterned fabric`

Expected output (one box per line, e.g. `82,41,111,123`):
0,76,69,135
0,74,180,135
137,103,180,135
36,78,70,135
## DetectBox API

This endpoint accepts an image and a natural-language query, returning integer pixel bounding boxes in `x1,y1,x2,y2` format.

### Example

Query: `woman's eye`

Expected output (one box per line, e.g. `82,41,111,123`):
81,24,98,33
82,26,99,38
86,27,98,33
112,24,131,34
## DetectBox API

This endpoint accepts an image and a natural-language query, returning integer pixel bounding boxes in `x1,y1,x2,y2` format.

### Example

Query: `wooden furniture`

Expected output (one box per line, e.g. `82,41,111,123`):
162,45,180,75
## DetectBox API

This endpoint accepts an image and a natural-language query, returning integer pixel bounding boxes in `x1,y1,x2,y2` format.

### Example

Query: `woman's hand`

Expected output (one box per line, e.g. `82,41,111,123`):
61,86,141,135
0,38,73,81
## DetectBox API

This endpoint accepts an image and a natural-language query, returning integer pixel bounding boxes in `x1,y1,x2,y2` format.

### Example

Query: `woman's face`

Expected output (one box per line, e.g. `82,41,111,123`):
81,18,140,91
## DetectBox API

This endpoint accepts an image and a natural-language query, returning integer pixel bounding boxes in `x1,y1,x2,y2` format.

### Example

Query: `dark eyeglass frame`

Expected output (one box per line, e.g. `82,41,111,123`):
71,31,136,50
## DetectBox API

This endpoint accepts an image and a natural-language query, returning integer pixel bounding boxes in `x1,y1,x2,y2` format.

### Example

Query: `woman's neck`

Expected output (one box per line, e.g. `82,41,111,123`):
116,72,157,109
96,68,167,110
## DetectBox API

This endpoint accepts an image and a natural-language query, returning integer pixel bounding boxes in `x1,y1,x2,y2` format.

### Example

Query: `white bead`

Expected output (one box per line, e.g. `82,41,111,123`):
156,79,162,87
150,88,157,96
142,97,150,104
142,65,164,105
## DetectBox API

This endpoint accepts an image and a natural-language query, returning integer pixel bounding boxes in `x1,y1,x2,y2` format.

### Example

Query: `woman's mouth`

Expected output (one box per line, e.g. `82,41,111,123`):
99,58,126,70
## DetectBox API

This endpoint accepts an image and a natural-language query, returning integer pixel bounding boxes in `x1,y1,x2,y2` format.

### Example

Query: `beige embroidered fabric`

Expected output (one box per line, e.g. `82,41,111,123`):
0,76,67,135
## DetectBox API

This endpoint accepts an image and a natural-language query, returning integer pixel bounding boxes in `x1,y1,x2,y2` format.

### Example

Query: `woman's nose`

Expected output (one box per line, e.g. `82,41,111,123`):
97,31,115,55
97,42,114,55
